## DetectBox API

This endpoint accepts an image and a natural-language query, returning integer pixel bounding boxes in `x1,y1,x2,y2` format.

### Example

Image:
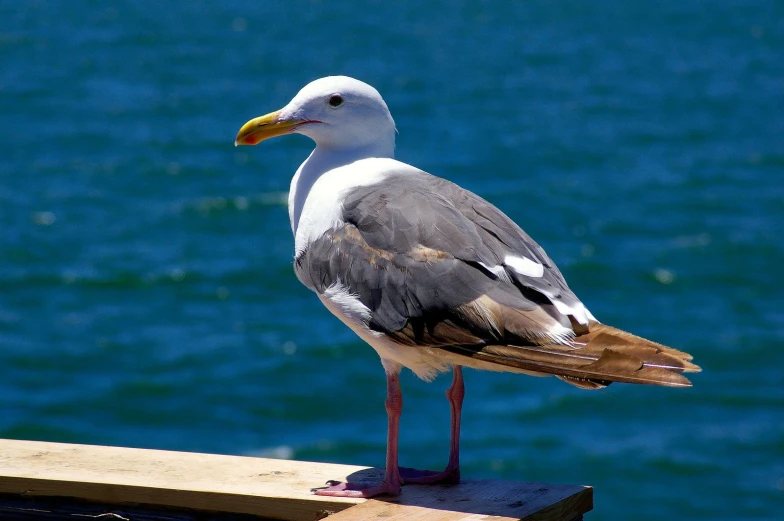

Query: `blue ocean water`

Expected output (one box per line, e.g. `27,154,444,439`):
1,1,782,519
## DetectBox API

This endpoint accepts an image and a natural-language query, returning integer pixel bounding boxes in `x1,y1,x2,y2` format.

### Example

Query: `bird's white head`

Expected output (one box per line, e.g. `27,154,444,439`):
236,76,396,156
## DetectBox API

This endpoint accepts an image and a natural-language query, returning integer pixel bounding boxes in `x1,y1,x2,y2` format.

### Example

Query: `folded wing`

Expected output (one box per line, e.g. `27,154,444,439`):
294,170,700,388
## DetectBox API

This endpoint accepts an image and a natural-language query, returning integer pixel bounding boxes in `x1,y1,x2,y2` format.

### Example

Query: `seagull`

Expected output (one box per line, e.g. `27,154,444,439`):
235,76,700,498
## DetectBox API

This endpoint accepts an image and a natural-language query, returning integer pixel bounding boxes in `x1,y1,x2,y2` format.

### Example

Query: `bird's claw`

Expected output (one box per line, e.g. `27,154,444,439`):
312,479,402,497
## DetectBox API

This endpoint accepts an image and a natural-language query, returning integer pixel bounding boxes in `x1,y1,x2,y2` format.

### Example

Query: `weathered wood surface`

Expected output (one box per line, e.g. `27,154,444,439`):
325,480,592,521
0,439,592,521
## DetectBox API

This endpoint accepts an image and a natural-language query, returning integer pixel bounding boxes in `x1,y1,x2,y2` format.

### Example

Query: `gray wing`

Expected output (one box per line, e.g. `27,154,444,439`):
294,170,699,388
294,171,580,346
442,175,587,322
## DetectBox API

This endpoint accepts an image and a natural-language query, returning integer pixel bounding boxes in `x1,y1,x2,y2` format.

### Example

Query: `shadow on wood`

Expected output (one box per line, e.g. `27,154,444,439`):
314,467,591,520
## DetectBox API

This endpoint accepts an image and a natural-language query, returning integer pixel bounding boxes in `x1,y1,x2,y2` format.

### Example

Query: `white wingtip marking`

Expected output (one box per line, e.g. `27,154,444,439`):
551,299,592,326
478,261,512,283
504,255,544,278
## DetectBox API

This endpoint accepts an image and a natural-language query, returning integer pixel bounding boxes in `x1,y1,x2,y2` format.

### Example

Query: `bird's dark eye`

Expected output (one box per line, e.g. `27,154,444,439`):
328,94,343,107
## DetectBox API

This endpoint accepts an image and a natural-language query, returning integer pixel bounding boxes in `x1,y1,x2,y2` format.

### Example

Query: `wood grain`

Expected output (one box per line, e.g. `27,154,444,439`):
0,439,592,521
325,479,592,521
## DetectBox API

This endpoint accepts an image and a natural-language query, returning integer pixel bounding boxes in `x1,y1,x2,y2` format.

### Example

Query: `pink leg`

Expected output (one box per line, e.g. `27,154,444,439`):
402,365,464,485
312,371,403,497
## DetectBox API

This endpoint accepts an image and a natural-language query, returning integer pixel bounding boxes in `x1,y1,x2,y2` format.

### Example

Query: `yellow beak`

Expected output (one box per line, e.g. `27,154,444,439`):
234,109,302,146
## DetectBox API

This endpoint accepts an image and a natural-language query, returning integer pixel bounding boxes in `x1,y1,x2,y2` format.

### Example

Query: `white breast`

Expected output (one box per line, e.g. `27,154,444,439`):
293,157,415,256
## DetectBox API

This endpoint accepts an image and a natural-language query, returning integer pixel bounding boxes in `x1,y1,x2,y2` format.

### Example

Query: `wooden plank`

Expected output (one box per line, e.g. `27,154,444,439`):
0,439,592,521
0,492,275,520
0,439,363,521
325,480,591,521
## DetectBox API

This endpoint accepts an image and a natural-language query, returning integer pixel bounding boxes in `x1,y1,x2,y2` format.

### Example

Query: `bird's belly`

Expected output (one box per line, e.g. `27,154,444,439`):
317,294,548,382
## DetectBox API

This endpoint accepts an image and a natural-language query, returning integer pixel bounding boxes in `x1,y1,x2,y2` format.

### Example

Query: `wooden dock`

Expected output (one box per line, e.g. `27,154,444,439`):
0,439,592,520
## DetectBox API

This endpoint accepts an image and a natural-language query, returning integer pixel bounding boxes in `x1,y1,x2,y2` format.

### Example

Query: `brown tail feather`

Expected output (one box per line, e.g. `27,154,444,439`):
555,375,612,390
439,321,700,389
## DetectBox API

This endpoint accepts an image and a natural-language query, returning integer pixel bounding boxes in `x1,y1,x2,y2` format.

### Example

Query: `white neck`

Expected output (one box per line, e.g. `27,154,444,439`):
288,140,395,234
